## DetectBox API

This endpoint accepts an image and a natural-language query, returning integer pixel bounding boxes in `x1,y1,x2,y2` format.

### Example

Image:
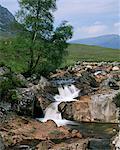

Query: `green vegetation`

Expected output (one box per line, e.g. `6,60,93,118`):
0,42,120,73
12,0,73,76
64,44,120,66
0,70,26,101
0,1,119,76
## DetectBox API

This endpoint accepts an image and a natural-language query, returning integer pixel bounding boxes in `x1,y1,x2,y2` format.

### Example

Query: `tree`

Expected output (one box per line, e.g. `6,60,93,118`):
16,0,73,76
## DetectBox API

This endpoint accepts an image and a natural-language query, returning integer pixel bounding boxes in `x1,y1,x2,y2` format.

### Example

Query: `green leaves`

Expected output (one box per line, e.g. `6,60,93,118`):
15,0,73,76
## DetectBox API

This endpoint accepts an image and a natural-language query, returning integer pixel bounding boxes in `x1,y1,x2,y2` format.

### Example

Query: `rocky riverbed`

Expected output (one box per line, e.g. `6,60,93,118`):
0,62,120,149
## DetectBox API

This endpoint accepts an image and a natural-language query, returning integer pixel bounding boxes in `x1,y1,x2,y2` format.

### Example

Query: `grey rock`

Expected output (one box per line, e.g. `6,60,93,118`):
0,135,5,150
0,66,10,76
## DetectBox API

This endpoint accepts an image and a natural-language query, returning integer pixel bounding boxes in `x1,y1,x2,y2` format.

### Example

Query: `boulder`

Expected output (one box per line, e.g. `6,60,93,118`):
75,71,99,95
58,96,92,122
90,91,119,122
112,66,119,71
101,77,119,90
36,140,54,150
10,84,55,117
0,115,83,148
37,95,54,113
59,91,119,123
50,139,88,150
0,66,10,76
108,80,119,90
38,76,58,94
11,88,43,117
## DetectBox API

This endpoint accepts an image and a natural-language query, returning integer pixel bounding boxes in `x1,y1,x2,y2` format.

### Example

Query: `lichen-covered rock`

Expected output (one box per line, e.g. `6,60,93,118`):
10,88,43,117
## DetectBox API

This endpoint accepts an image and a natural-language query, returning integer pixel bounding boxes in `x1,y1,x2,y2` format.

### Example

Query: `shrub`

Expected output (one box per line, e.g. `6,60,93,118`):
0,71,26,101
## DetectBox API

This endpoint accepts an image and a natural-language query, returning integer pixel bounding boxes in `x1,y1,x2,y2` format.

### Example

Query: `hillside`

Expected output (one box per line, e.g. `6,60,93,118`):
0,5,16,38
64,44,120,66
70,34,120,49
0,40,120,72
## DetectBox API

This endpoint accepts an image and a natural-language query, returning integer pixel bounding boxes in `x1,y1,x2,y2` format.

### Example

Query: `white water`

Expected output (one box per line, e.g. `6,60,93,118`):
54,85,80,102
40,85,80,126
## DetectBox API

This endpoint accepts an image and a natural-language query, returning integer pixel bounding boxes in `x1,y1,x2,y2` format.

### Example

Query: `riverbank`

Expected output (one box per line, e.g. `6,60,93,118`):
0,62,120,149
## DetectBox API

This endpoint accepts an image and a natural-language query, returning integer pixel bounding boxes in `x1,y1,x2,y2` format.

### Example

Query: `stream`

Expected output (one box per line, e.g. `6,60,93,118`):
39,84,119,149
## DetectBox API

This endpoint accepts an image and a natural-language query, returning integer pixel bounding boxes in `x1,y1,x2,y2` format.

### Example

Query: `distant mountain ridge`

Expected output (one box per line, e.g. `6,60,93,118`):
0,5,16,38
70,34,120,49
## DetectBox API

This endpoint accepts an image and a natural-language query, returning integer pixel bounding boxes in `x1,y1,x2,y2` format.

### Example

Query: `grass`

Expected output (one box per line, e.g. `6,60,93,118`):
64,44,120,66
0,41,120,73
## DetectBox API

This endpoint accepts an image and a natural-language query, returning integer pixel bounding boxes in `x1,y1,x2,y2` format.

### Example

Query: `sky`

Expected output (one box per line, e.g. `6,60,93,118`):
0,0,120,40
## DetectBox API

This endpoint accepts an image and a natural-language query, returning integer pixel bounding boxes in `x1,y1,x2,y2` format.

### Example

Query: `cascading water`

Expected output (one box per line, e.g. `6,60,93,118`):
55,85,80,102
40,84,80,126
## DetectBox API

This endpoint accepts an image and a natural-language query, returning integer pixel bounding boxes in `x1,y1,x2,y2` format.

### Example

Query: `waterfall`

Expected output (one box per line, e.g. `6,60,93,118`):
54,85,80,102
44,102,62,121
40,84,80,126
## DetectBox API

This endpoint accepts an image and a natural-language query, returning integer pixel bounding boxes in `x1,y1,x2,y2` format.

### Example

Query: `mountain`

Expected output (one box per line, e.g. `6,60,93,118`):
70,34,120,49
0,5,16,38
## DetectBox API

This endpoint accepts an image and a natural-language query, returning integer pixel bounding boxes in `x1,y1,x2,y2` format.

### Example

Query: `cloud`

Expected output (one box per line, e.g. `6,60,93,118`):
54,0,119,19
73,21,120,39
76,23,108,38
114,22,120,34
0,0,19,15
114,22,120,27
0,0,119,39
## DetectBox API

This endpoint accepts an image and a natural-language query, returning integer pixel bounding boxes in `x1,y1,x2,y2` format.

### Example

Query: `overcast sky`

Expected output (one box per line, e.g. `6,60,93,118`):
0,0,120,40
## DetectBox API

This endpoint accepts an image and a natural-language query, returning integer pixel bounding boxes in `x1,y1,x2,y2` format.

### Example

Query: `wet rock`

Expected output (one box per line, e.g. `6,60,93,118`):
71,129,82,138
44,120,58,128
36,140,54,150
37,96,53,113
58,96,91,122
59,90,119,123
88,139,111,149
58,102,74,120
51,139,88,150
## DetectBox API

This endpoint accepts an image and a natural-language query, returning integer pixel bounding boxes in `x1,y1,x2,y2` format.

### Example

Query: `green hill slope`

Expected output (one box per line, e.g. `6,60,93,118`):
64,44,120,66
0,42,120,73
